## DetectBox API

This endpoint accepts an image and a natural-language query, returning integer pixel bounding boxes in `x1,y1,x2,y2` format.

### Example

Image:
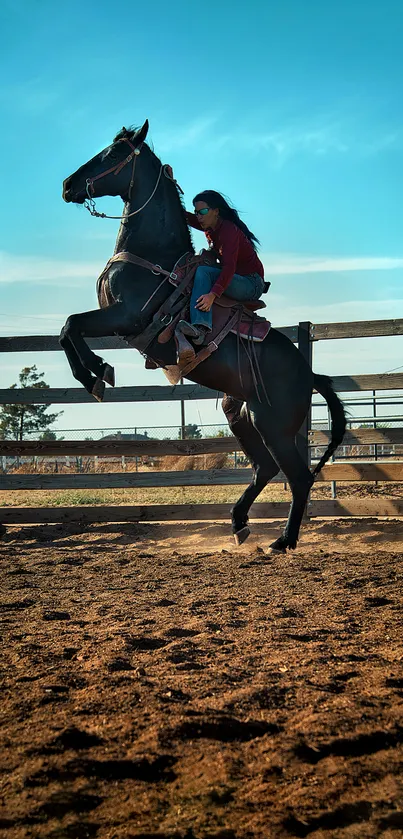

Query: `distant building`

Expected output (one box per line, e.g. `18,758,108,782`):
100,431,150,441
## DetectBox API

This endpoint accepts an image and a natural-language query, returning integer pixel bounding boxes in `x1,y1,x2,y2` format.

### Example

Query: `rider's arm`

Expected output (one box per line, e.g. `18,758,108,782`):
185,211,203,231
210,224,240,298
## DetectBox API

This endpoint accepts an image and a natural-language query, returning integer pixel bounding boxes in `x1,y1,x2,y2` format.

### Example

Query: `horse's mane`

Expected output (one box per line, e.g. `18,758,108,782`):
113,125,194,253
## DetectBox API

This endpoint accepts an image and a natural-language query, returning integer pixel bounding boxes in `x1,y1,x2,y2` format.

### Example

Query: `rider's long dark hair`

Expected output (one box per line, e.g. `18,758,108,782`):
193,190,260,250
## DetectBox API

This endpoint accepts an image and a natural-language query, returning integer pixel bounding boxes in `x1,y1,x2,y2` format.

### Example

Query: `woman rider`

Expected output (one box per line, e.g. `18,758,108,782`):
178,191,265,344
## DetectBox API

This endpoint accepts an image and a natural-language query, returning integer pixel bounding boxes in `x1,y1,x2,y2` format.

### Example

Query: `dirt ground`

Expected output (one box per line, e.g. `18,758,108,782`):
1,516,402,839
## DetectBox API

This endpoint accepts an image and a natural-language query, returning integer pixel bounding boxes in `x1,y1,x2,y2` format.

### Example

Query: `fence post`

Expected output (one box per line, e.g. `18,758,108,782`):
297,321,313,469
180,376,186,440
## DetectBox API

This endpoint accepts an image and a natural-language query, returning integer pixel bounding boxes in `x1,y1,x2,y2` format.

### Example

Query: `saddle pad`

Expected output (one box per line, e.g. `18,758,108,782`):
232,319,271,342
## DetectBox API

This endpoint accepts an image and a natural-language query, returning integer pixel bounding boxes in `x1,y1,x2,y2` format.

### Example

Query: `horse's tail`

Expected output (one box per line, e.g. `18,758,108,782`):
311,374,346,479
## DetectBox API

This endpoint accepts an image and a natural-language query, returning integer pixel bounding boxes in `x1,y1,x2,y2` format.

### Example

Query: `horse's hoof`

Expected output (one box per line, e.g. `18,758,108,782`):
92,378,105,402
234,526,251,546
102,363,115,387
269,536,288,554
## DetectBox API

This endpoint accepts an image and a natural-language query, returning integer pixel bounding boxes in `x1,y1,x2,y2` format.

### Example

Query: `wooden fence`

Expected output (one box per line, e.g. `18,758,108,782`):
1,317,403,526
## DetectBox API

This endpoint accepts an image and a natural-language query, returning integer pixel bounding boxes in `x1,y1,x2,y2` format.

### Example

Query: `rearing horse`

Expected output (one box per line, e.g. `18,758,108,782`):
61,120,346,552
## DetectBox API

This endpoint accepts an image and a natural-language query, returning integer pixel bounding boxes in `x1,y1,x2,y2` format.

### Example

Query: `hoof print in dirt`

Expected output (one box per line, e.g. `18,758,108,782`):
160,714,280,746
164,627,199,639
42,610,71,621
283,800,373,836
378,811,403,830
31,726,104,755
239,556,269,568
158,687,191,704
385,676,403,691
40,684,70,705
25,754,177,787
365,596,394,608
48,823,100,839
31,791,103,820
294,726,403,765
107,657,134,672
124,635,168,651
1,598,36,612
279,607,303,618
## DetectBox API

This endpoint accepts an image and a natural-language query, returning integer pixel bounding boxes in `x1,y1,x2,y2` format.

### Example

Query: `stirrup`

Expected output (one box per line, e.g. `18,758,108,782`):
177,320,209,345
177,320,202,339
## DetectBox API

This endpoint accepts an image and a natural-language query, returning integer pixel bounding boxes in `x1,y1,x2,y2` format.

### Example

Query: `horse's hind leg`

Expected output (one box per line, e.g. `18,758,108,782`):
222,396,280,544
249,401,313,552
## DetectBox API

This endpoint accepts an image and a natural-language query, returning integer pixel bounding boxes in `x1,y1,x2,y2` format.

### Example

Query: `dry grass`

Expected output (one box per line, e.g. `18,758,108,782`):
0,483,290,509
1,481,403,510
156,453,230,471
9,453,231,474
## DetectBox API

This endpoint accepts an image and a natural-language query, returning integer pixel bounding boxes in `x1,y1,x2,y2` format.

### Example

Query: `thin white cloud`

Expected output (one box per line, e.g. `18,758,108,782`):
159,112,403,163
239,123,349,160
235,124,403,165
2,250,402,288
157,117,218,153
0,312,68,337
0,251,102,285
269,296,403,327
263,254,403,276
362,130,403,155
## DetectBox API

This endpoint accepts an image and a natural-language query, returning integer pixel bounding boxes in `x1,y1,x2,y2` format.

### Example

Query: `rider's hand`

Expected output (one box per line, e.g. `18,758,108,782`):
196,292,216,312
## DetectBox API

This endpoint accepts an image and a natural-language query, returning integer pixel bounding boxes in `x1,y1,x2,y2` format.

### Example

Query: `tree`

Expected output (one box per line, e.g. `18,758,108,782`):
0,366,63,441
179,423,202,439
40,429,64,441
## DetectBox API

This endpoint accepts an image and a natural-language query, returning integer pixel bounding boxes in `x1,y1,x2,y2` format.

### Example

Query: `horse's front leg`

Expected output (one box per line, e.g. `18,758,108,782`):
59,330,99,394
59,303,132,401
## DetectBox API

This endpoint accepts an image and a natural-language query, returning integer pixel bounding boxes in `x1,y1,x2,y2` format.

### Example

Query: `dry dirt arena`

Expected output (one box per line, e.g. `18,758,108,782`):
1,516,402,839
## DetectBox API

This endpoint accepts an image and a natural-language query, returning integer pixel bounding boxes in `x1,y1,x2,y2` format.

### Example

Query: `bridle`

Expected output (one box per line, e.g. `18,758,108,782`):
83,137,182,221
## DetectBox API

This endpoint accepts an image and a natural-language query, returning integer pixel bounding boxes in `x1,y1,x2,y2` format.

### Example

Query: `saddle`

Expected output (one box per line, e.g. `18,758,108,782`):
97,248,271,381
155,253,271,378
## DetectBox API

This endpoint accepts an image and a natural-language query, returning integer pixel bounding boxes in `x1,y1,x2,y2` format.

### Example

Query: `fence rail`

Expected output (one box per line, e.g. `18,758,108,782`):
1,373,403,407
2,426,403,459
1,498,403,526
2,462,403,491
1,317,402,354
1,374,403,408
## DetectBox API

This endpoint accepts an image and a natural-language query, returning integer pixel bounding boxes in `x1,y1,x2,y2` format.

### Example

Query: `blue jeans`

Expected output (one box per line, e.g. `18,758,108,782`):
190,266,265,330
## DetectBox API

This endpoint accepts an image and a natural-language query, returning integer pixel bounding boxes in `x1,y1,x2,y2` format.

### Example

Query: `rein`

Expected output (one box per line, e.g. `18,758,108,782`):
84,138,183,221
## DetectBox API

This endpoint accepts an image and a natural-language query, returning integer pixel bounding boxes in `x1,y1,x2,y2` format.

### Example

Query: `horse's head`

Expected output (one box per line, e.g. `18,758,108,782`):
62,120,149,204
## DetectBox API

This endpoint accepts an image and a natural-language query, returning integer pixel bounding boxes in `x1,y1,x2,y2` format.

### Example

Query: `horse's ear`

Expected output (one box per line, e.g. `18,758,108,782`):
135,119,149,146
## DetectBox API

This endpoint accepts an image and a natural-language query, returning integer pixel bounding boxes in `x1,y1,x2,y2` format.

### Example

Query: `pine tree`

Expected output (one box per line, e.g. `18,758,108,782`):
0,366,63,441
178,423,202,439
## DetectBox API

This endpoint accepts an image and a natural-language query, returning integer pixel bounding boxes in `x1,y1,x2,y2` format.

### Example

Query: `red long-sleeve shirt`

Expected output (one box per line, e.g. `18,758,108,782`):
186,212,264,298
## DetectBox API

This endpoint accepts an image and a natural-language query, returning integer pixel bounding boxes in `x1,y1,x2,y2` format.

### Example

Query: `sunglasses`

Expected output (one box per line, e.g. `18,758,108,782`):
194,207,210,216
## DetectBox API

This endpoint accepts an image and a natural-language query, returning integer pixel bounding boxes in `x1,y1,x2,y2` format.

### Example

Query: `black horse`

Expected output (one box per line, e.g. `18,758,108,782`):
61,120,345,552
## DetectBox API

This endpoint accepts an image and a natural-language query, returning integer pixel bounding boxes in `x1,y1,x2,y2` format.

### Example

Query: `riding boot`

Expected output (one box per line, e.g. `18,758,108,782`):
174,328,196,365
177,320,210,345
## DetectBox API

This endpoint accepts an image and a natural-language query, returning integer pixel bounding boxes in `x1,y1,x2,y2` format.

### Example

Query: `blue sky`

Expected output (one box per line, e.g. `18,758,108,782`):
0,0,402,432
